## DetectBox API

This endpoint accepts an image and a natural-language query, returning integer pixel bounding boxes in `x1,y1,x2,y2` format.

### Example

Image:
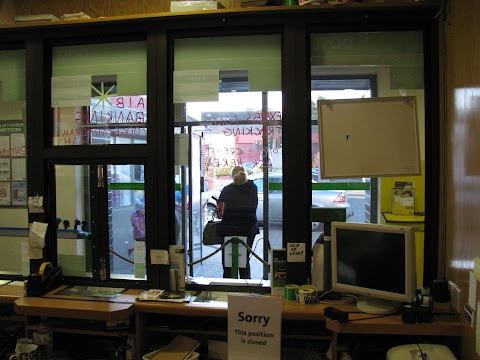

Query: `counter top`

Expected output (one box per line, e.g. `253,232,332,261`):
0,281,25,304
326,310,462,336
14,285,143,321
135,295,332,321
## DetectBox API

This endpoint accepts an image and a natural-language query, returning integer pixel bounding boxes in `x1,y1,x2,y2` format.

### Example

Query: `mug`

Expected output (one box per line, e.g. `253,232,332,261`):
9,343,38,360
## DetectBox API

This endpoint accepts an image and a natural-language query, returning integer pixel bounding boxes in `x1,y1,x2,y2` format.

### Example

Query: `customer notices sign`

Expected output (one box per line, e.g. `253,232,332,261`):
228,293,281,360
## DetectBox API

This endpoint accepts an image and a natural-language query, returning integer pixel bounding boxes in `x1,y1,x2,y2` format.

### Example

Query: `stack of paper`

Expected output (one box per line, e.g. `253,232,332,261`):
151,335,199,360
61,12,91,20
14,14,60,22
137,289,191,303
170,1,219,12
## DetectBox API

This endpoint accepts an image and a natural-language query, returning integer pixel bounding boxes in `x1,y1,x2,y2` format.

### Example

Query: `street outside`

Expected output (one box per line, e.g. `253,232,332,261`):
109,190,367,280
196,190,367,280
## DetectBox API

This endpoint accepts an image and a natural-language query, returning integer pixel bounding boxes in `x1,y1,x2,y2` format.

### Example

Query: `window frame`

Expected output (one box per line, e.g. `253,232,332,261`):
6,6,440,289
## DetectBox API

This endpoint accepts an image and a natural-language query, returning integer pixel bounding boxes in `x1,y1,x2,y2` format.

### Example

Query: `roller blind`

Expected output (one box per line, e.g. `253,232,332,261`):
52,41,146,96
311,32,424,89
174,35,281,92
0,49,26,102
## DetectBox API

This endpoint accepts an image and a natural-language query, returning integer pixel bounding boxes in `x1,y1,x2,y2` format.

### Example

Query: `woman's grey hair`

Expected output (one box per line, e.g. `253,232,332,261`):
231,165,247,185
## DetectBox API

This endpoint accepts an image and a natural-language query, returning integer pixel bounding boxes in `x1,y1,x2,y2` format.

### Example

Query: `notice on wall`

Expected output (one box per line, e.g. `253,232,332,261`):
0,181,11,205
174,133,189,166
0,120,26,206
150,249,169,265
28,195,44,213
134,241,146,279
228,294,281,360
287,242,305,262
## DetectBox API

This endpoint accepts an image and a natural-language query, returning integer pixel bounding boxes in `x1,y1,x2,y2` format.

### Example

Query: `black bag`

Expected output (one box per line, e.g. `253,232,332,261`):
202,220,225,245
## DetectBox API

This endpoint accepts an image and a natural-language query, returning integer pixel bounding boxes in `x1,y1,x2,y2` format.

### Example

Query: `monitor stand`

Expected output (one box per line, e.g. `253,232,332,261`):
356,296,402,315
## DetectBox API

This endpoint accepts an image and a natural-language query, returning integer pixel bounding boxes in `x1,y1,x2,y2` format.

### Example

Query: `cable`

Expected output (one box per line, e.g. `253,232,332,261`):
317,288,335,300
348,313,396,322
262,241,272,280
187,243,226,266
248,237,261,262
322,293,357,305
317,291,357,305
110,237,270,276
109,247,134,264
416,343,428,360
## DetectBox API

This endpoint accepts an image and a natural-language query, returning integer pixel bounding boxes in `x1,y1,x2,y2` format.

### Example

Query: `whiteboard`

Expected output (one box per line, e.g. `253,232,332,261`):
318,96,421,179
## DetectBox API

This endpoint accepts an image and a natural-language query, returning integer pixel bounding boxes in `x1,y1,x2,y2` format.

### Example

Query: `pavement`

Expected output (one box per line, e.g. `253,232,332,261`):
110,206,269,280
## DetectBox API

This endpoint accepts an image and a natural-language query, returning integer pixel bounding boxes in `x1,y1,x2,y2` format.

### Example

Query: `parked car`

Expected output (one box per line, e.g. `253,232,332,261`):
201,172,352,231
312,168,363,183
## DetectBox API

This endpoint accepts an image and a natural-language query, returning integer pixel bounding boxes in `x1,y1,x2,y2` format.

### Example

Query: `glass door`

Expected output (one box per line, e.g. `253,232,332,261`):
173,34,282,281
175,92,283,281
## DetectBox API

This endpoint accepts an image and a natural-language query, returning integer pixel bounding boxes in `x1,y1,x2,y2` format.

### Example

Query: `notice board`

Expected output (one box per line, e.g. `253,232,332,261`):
318,96,421,179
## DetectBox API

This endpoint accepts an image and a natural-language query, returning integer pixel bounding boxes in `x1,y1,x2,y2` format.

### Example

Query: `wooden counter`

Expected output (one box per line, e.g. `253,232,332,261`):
326,311,462,337
324,301,462,337
135,296,336,356
7,284,463,360
135,296,328,320
14,285,143,322
136,296,463,359
0,281,25,304
15,296,135,322
325,303,463,360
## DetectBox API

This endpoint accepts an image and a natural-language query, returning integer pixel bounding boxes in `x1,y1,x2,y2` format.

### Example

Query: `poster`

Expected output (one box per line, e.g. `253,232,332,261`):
0,120,26,206
0,181,11,205
228,294,281,360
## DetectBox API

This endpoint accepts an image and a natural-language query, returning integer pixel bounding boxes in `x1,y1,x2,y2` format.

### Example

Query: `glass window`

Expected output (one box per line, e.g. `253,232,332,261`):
55,164,146,280
51,42,147,146
55,165,93,278
0,48,28,276
50,40,148,283
109,164,146,280
310,31,425,285
173,35,281,281
310,75,374,241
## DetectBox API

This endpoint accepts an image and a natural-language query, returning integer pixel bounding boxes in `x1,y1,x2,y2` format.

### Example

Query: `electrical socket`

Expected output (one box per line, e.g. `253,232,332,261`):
448,280,462,314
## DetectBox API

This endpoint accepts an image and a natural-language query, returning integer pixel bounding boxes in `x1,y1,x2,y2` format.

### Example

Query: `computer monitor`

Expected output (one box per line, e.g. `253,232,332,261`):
331,221,416,315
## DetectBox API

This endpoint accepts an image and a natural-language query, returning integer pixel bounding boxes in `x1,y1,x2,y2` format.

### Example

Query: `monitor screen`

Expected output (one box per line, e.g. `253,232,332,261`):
331,222,416,314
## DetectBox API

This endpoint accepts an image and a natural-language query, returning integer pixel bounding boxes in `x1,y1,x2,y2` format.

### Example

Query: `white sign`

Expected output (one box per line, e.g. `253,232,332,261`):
287,242,306,262
150,249,169,265
174,133,189,166
228,294,281,360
